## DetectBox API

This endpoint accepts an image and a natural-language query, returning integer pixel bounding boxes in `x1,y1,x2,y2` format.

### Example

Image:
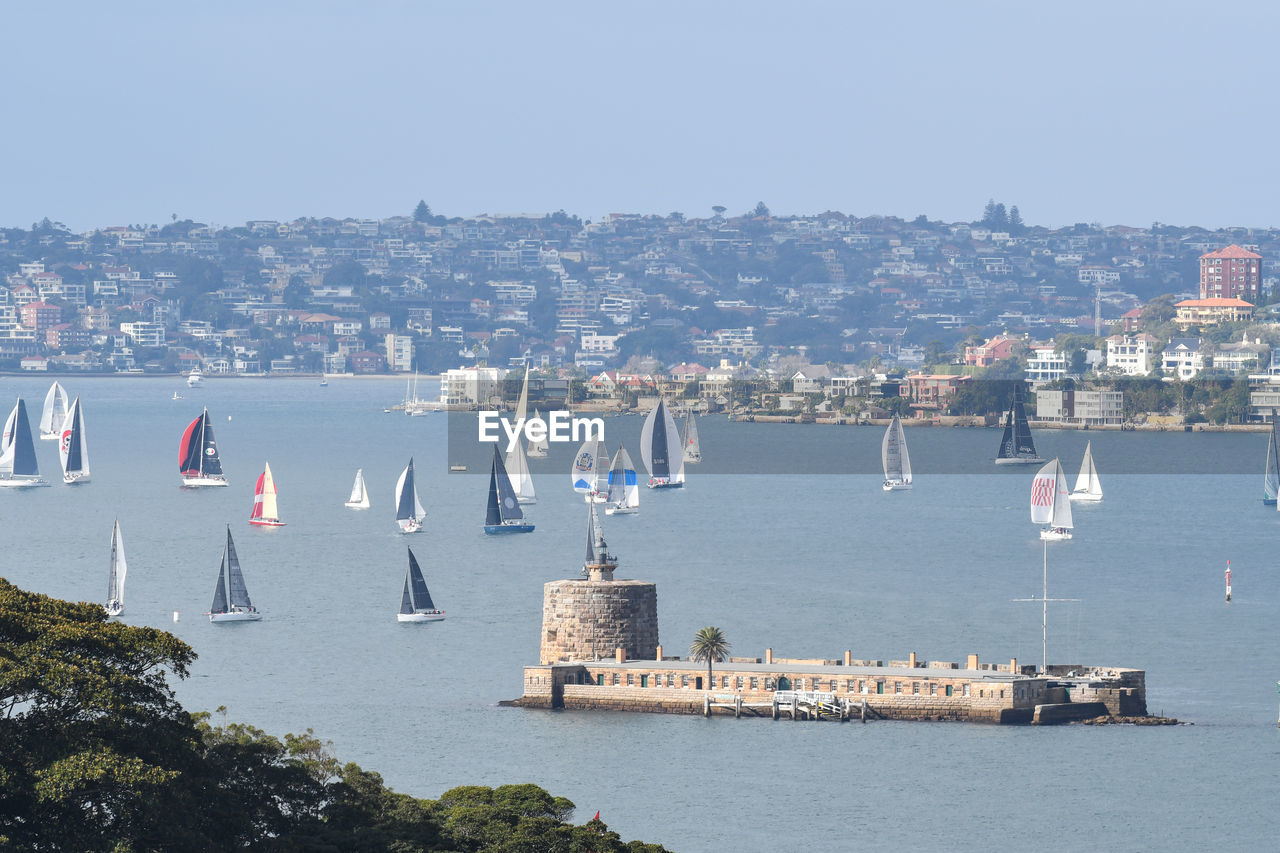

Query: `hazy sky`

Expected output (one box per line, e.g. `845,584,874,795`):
5,2,1278,231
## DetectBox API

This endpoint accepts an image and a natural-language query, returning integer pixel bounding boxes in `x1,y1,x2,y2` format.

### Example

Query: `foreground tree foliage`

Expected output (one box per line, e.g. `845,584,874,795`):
0,579,667,852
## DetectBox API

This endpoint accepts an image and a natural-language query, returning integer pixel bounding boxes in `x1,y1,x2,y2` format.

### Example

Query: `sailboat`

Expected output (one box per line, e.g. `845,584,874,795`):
208,526,262,622
345,468,371,509
604,446,640,515
881,413,912,491
105,519,127,617
640,398,685,488
58,396,90,485
682,412,702,464
1264,410,1279,505
398,547,445,622
527,407,550,458
1031,458,1074,541
394,458,426,533
179,408,228,487
484,446,534,533
1069,441,1103,502
571,437,609,502
994,387,1041,464
249,461,285,527
0,398,48,487
39,380,69,440
505,363,536,503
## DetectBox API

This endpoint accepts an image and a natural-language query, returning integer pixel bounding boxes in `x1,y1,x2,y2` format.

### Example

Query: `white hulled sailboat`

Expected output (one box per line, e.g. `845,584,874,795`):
345,468,371,509
398,547,445,622
604,446,640,515
105,519,127,617
995,387,1041,464
640,399,685,488
485,446,534,533
881,413,912,491
40,381,69,440
1031,458,1074,541
394,458,426,533
59,396,90,485
1069,441,1103,502
682,412,701,464
208,526,262,622
249,461,285,526
0,398,48,487
178,408,227,487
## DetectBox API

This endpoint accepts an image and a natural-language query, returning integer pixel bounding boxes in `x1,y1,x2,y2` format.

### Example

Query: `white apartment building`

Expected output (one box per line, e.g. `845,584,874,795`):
441,366,506,408
1162,338,1205,381
119,321,166,348
1105,333,1158,376
384,333,414,372
1025,345,1067,385
1036,389,1123,426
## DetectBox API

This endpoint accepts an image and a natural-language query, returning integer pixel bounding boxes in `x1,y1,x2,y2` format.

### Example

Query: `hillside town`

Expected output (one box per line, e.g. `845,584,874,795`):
5,203,1280,423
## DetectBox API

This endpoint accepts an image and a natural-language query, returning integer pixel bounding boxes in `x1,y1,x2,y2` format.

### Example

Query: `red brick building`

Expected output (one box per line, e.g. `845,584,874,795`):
19,301,62,336
1199,245,1261,301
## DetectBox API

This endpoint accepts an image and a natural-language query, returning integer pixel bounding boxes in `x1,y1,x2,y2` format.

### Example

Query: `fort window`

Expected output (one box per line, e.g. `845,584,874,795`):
912,682,919,695
640,675,647,687
860,681,867,694
735,677,743,689
876,681,884,694
680,675,688,687
963,684,970,697
721,676,728,688
930,684,937,696
612,673,620,686
750,677,758,689
945,685,953,697
1000,690,1005,699
597,674,604,686
894,682,902,694
626,674,634,686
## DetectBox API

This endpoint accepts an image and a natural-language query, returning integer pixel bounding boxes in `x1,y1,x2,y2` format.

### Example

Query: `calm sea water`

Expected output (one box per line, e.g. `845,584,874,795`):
5,376,1280,852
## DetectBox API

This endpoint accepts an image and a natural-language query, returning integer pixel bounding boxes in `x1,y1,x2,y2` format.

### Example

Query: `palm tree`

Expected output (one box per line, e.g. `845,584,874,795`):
689,626,730,690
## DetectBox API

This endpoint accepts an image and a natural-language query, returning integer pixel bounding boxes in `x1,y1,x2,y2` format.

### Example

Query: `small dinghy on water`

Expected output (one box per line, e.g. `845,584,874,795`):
604,446,640,515
1031,458,1074,541
345,468,371,509
59,396,90,485
881,413,912,491
40,380,69,440
179,408,227,487
105,519,127,617
484,446,534,533
0,398,48,487
249,461,285,527
208,526,262,622
394,458,426,533
398,547,445,622
994,386,1042,465
682,412,702,464
640,398,685,488
1069,441,1103,502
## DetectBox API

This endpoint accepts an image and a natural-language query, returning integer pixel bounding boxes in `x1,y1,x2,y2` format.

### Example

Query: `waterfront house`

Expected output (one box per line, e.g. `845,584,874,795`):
1105,333,1159,376
1162,338,1205,380
964,333,1019,367
1174,297,1253,330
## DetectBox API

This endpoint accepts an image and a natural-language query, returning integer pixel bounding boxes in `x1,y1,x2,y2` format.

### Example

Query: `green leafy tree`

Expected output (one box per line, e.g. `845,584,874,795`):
414,200,432,222
689,626,730,690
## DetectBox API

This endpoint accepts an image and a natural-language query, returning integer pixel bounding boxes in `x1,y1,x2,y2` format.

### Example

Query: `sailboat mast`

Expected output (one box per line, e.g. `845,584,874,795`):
1042,538,1048,673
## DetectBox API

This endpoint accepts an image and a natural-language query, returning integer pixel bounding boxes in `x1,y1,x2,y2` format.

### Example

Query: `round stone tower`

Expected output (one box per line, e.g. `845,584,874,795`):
539,507,658,665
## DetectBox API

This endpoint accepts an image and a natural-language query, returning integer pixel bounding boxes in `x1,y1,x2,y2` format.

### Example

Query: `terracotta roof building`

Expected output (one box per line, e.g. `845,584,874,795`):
1199,244,1261,301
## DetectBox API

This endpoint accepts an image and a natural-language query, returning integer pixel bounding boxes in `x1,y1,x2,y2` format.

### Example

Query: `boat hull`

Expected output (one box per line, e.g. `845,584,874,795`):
882,481,912,491
647,479,683,489
105,601,123,617
605,506,637,515
344,501,369,509
209,609,262,622
398,519,424,534
684,453,701,464
397,611,446,622
516,497,537,505
1040,528,1073,541
484,523,535,534
182,476,228,488
40,431,59,441
249,518,286,527
994,457,1043,465
1068,492,1102,502
583,491,607,503
0,476,49,488
1265,498,1277,506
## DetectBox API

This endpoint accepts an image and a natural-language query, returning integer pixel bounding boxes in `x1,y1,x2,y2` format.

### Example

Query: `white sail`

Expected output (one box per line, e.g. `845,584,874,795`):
1,404,15,457
571,439,597,494
59,396,90,484
682,413,701,463
40,381,69,440
1031,458,1073,531
605,446,640,514
346,468,370,508
593,438,610,496
881,414,911,488
394,459,427,532
106,519,126,617
527,407,549,457
514,362,530,424
1070,442,1103,502
505,440,536,503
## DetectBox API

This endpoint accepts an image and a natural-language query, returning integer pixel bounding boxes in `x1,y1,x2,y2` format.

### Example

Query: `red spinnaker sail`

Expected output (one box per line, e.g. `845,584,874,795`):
179,415,201,476
250,472,267,519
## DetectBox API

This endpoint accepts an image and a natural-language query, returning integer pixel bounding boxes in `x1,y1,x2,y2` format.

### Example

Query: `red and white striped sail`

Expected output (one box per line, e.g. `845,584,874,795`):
1030,458,1072,529
249,461,285,526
